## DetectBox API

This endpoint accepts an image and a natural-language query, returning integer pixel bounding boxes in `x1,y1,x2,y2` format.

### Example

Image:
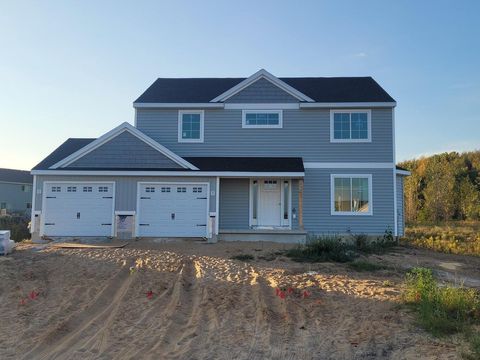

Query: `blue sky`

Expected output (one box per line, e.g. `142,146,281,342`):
1,0,479,169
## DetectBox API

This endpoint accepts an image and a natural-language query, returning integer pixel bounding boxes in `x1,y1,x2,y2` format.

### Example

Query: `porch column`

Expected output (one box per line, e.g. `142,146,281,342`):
298,179,304,230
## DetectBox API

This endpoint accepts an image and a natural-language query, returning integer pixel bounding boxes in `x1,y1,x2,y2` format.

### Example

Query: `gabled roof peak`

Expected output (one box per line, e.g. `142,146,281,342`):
210,69,315,103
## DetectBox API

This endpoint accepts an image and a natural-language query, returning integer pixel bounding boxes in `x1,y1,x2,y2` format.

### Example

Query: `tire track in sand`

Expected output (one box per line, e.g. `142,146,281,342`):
23,265,134,360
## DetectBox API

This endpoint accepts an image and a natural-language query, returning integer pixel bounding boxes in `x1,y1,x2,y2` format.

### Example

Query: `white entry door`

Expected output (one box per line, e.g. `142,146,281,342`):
42,182,114,237
258,180,282,226
137,183,209,237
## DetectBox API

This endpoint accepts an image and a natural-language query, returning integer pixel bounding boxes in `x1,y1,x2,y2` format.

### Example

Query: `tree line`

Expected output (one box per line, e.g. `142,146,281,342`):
398,151,480,224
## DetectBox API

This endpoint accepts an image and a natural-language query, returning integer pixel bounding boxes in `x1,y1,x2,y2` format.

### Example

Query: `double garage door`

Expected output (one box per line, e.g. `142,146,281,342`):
42,182,209,238
137,183,209,237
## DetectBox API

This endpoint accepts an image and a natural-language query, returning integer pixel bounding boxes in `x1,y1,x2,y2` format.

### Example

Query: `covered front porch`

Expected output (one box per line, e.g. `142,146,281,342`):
217,172,306,243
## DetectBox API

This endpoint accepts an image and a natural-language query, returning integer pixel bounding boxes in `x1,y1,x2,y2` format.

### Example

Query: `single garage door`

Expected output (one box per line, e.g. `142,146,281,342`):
42,182,114,237
137,183,208,237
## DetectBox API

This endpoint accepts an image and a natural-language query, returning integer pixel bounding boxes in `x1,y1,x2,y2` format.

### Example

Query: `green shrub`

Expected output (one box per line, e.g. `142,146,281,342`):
285,234,356,263
403,267,480,336
230,254,254,261
0,216,30,242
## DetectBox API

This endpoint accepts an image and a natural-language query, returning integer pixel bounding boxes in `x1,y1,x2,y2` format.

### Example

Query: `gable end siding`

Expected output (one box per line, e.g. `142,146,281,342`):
68,131,183,169
225,78,299,103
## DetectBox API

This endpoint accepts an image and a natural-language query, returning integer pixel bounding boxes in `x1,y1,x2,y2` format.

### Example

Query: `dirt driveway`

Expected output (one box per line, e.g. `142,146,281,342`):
0,240,473,359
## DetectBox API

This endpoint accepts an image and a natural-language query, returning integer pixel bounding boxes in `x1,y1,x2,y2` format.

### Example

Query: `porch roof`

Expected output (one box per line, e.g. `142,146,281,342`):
184,157,304,173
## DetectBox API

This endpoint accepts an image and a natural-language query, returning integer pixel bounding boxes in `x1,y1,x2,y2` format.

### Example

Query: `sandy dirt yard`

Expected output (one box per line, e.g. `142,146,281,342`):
1,240,477,360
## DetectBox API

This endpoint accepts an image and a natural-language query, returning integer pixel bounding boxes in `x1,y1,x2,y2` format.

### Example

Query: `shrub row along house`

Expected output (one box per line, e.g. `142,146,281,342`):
30,69,408,242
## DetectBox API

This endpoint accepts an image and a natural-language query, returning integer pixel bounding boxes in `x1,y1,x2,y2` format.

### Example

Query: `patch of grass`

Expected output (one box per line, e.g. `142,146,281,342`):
403,267,480,337
403,222,480,256
230,254,254,262
463,332,480,360
257,252,277,261
285,235,357,263
348,260,389,272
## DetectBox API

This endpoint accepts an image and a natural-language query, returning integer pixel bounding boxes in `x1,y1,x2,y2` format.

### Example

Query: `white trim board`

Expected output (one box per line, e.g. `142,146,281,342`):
396,169,411,176
133,103,224,109
300,102,396,108
133,102,396,109
304,162,393,169
49,122,199,171
32,170,305,177
225,103,299,110
210,69,314,103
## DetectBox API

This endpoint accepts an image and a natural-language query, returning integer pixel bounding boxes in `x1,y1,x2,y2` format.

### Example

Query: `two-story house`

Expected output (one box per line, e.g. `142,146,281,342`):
30,69,408,242
0,168,33,216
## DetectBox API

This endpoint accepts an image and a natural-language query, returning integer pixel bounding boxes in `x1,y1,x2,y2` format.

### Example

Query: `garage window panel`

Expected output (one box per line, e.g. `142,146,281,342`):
83,186,92,192
161,187,171,193
98,186,109,192
177,187,186,193
52,186,61,192
67,186,77,192
145,187,155,193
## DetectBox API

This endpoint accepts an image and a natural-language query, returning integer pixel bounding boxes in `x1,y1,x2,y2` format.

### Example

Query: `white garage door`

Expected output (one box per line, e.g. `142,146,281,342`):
137,183,208,237
42,182,114,237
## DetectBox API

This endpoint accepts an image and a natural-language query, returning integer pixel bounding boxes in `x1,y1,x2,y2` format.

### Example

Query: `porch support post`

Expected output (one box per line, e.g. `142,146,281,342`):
298,179,304,230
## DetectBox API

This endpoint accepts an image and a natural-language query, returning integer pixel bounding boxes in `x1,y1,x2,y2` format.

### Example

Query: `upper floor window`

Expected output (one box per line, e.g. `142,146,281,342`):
331,174,372,215
330,110,371,142
178,110,204,143
242,110,283,128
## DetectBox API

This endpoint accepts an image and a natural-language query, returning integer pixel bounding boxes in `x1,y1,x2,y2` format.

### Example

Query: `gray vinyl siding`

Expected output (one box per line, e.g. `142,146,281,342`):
225,78,298,103
69,131,182,169
303,168,395,235
34,176,217,213
0,182,32,214
136,108,393,162
219,178,250,230
396,175,405,236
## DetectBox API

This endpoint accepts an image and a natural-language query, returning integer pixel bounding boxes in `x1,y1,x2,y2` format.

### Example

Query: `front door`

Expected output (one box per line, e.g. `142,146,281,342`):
258,180,281,227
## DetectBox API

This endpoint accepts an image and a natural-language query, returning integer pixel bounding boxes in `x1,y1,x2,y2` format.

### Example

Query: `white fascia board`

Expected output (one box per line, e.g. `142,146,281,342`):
210,69,314,103
133,103,224,109
300,102,396,108
31,170,305,178
396,169,411,176
225,103,299,110
49,122,199,170
304,162,394,169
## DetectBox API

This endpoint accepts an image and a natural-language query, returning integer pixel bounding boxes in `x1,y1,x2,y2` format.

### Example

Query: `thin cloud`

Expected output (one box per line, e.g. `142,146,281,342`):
353,52,367,58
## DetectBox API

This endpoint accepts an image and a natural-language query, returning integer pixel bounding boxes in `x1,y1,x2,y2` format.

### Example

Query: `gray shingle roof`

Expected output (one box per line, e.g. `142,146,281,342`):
134,77,395,103
32,138,95,170
32,139,304,173
0,168,33,184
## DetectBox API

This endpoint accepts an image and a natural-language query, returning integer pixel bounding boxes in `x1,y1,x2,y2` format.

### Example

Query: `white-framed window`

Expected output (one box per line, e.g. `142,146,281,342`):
176,187,186,193
67,186,77,192
242,110,283,128
51,186,61,192
330,174,373,215
192,187,203,193
330,110,371,142
161,187,171,193
21,185,31,192
83,186,92,192
98,186,109,192
178,110,204,143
